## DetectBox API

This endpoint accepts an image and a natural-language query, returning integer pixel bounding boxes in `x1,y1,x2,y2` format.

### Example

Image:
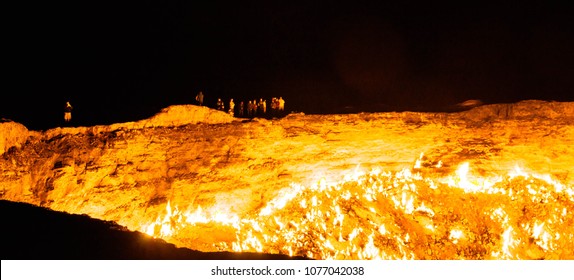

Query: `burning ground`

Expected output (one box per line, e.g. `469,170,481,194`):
0,199,305,259
1,100,573,259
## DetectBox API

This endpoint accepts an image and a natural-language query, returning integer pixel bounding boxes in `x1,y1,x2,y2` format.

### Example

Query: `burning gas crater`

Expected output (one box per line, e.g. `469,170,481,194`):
142,159,574,260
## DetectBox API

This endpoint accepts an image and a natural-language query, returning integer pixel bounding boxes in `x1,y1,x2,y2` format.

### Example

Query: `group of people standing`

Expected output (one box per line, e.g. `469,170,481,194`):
227,97,285,118
196,91,285,119
60,92,285,125
235,97,285,118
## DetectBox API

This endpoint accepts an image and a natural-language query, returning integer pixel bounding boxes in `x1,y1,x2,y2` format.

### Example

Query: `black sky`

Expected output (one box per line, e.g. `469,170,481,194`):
4,1,573,130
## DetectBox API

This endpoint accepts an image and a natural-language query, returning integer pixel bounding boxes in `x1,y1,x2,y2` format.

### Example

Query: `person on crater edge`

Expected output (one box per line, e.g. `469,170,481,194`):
238,101,244,117
228,98,235,116
278,97,285,116
195,91,204,106
64,101,73,123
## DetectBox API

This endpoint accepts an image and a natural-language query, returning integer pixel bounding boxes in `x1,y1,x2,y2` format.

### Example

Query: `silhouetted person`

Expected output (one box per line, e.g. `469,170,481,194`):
247,101,254,117
228,98,235,116
195,91,204,106
251,99,258,117
238,101,244,117
271,97,277,117
278,97,285,115
260,98,267,116
256,98,263,116
64,101,73,122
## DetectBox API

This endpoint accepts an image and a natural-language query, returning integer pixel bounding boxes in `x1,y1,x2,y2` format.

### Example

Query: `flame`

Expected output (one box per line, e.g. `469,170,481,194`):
141,160,574,260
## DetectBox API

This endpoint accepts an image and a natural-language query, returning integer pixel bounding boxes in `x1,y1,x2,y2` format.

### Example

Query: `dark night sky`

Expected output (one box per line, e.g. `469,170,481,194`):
4,1,573,131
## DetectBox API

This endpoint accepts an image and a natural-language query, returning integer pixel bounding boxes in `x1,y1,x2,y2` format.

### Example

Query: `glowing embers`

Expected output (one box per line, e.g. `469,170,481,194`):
143,202,240,238
444,162,500,193
142,162,574,260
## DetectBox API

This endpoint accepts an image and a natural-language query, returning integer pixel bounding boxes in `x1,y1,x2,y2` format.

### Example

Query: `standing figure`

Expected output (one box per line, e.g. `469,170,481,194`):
270,97,278,117
238,101,244,117
247,101,253,117
258,98,264,116
228,98,235,116
278,97,285,114
195,91,204,106
64,101,73,122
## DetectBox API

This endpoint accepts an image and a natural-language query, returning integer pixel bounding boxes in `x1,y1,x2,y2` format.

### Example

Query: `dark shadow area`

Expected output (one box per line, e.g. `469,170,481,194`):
4,2,573,132
0,200,309,260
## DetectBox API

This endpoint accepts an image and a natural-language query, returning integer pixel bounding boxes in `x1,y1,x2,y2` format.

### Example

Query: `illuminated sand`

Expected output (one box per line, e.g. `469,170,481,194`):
1,100,573,259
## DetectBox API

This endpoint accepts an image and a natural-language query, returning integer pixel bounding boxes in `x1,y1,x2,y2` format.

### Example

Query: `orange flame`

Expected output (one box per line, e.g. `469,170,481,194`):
141,161,574,260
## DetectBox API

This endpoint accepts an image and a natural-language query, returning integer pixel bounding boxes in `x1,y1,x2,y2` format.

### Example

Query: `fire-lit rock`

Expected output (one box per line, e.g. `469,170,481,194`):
1,100,573,259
